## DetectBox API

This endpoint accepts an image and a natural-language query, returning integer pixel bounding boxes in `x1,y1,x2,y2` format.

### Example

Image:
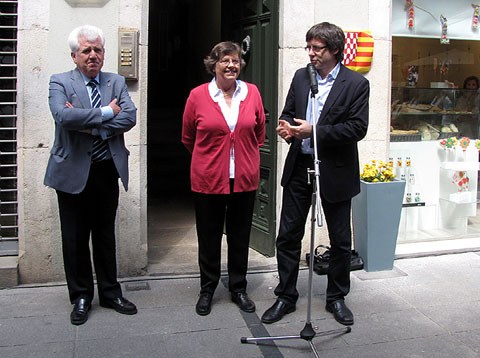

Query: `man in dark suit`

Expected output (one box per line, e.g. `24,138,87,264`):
261,22,369,326
44,25,137,325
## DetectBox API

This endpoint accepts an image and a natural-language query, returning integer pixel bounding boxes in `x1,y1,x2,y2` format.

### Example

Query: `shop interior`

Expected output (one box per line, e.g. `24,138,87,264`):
391,36,480,247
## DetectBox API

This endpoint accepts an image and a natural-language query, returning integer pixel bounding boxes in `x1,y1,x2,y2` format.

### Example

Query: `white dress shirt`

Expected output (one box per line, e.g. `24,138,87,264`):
208,78,248,178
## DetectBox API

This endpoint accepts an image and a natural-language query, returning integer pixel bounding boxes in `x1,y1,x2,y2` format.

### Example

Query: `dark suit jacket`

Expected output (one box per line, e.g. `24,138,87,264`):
280,64,369,203
44,68,137,194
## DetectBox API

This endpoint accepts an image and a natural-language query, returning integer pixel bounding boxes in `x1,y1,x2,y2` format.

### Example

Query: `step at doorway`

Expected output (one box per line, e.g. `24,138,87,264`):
147,194,277,277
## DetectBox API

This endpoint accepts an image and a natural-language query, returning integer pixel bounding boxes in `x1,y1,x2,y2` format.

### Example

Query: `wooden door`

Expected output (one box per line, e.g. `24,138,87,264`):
222,0,279,256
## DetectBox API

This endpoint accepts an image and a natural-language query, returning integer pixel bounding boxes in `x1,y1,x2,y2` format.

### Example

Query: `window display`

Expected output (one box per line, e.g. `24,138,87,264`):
391,87,478,141
391,36,480,244
391,140,479,243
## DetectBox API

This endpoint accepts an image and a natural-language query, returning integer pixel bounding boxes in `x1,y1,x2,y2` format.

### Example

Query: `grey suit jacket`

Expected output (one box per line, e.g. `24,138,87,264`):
44,68,137,194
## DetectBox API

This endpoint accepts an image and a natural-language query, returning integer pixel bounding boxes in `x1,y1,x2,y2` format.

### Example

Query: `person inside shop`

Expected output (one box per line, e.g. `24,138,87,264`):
181,41,265,316
261,22,369,326
44,25,138,325
456,75,479,138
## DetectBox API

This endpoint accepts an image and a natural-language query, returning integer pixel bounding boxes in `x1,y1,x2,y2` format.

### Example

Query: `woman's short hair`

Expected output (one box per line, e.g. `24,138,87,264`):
306,22,345,63
68,25,105,53
463,76,479,89
203,41,246,76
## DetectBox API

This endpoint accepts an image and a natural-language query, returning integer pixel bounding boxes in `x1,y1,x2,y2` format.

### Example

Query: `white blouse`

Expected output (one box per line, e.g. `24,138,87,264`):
208,78,248,178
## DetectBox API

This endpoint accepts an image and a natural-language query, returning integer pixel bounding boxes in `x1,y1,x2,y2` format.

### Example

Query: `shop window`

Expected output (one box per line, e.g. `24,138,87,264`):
391,36,480,244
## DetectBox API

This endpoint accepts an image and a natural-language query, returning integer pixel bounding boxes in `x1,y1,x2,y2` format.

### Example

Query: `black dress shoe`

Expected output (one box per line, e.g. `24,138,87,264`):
261,299,296,324
326,300,354,326
196,292,213,316
100,297,137,315
71,298,91,325
231,292,256,313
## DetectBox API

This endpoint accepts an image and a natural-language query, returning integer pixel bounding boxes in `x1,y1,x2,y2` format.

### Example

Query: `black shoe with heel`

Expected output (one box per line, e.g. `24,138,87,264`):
70,298,91,325
231,292,256,313
100,297,137,315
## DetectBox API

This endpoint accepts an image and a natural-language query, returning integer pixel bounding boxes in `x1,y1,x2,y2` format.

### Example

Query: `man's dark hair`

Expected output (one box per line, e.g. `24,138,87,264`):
306,22,345,63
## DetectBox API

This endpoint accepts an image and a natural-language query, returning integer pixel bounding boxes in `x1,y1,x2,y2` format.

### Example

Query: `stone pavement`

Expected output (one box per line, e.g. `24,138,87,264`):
1,252,480,357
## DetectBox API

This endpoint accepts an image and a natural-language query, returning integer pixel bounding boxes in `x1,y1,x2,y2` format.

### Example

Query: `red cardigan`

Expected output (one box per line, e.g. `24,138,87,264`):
182,82,265,194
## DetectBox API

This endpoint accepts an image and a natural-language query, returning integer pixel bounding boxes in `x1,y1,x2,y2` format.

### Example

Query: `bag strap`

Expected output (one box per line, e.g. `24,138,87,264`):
314,244,331,256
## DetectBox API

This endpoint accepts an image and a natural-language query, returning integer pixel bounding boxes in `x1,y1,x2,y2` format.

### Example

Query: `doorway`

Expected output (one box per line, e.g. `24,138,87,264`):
146,0,278,275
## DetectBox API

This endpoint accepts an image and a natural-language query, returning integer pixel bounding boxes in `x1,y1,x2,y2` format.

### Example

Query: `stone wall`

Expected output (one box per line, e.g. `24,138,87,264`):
14,0,393,283
16,0,148,283
277,0,392,249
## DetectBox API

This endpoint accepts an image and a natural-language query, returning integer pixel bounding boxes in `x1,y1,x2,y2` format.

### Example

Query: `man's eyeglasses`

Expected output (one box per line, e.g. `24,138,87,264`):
304,45,328,53
218,58,240,66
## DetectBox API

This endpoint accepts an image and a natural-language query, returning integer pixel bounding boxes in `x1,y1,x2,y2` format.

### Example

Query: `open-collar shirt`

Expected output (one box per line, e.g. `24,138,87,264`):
301,62,340,154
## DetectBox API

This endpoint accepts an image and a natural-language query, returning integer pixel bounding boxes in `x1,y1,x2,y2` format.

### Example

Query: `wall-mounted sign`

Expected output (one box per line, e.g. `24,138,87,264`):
342,31,374,72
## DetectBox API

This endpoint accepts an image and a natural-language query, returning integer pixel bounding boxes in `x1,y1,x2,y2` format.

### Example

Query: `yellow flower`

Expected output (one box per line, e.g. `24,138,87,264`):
360,159,396,182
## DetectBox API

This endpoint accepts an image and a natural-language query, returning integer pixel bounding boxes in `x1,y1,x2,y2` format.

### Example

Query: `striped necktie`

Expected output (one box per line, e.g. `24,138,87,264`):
87,80,108,162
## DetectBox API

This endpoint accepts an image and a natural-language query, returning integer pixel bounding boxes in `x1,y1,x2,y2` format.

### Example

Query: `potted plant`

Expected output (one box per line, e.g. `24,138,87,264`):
352,160,406,271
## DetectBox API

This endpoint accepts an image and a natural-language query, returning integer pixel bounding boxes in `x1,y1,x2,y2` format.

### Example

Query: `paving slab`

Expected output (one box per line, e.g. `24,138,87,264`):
0,313,76,346
0,342,75,358
1,252,480,357
76,333,169,358
453,328,480,354
420,301,480,332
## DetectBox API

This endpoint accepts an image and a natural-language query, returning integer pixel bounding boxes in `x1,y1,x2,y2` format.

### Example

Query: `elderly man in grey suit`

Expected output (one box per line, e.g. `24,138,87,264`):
44,25,137,325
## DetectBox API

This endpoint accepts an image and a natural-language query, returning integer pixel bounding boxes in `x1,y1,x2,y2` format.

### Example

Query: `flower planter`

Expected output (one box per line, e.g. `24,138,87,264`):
352,179,406,271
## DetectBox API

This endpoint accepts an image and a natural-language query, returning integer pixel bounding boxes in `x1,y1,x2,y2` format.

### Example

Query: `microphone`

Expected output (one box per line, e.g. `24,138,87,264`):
307,63,318,95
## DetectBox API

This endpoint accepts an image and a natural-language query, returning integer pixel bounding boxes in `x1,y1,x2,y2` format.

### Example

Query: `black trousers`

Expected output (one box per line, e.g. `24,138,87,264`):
56,159,122,304
193,181,256,295
275,154,352,305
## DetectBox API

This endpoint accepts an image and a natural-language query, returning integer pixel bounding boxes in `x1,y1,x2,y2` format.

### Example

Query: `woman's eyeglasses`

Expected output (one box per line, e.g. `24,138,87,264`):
218,58,240,66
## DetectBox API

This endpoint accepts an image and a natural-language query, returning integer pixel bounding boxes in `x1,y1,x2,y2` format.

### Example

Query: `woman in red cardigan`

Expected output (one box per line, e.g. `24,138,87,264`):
182,42,265,316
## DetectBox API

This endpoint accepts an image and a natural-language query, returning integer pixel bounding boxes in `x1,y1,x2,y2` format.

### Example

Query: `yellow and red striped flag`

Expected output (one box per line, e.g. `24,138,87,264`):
342,31,374,72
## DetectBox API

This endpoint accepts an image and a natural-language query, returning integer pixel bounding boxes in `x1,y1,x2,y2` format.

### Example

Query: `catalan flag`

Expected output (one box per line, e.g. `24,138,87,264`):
342,31,374,72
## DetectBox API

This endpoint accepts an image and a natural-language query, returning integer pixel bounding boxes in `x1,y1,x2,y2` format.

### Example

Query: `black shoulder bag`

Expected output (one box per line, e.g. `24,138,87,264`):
305,245,364,275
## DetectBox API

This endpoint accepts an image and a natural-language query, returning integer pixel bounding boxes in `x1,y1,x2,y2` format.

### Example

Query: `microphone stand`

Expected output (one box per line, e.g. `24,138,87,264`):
241,68,351,357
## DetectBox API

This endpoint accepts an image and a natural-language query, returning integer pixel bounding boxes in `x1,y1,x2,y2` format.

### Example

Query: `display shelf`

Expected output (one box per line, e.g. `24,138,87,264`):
439,193,476,204
390,133,422,142
402,202,426,207
438,132,460,139
392,112,473,117
440,161,480,171
391,87,479,141
391,141,479,240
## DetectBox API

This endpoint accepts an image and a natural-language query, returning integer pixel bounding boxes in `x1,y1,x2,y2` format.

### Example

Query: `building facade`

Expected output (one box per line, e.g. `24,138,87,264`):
1,0,392,285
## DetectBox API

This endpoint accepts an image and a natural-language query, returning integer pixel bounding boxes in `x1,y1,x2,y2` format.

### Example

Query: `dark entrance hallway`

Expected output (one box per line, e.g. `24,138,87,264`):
146,0,278,275
147,0,217,201
146,0,221,274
